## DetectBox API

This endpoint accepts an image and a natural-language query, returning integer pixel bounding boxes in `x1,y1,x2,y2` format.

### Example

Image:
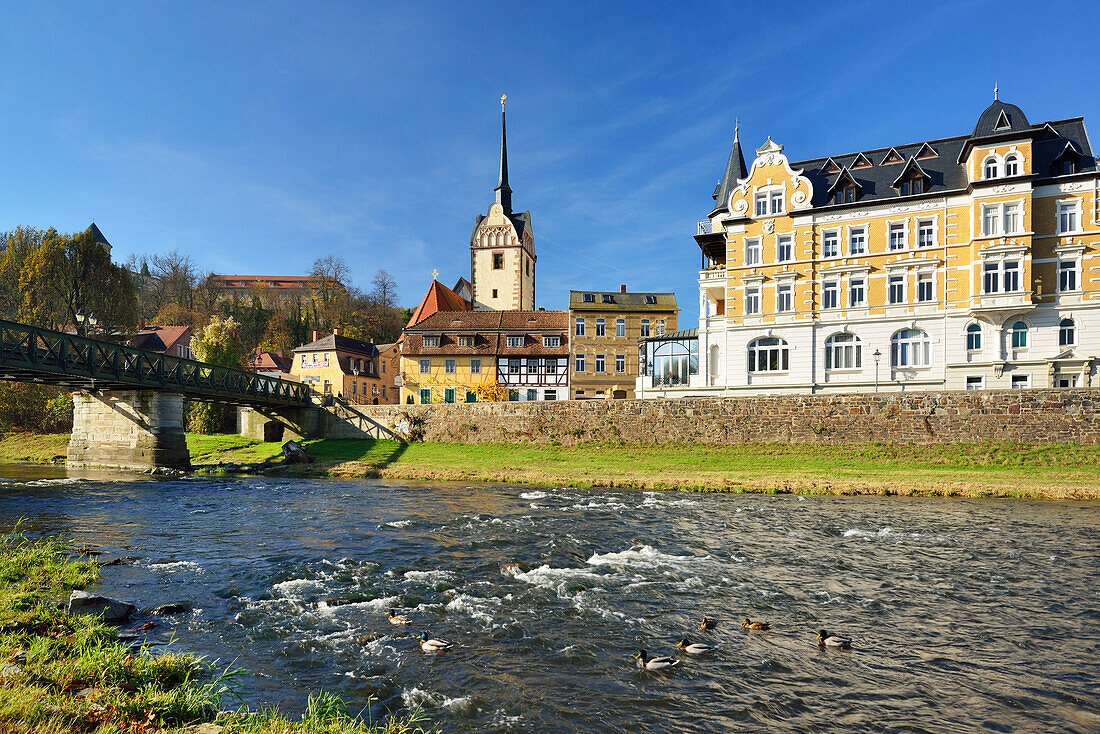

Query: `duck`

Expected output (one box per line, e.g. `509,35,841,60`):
418,632,454,652
635,649,680,671
388,610,412,626
676,638,717,655
742,618,771,631
700,615,718,631
817,629,852,649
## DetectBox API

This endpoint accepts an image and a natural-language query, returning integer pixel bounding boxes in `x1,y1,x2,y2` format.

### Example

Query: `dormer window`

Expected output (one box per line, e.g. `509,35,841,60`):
583,293,595,302
827,168,861,205
423,336,440,347
834,185,857,205
602,294,614,303
851,153,872,169
1061,159,1076,175
899,175,924,196
644,295,657,304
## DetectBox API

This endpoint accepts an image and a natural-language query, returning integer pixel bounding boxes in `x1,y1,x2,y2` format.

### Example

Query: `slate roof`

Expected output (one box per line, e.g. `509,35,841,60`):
86,223,111,249
292,332,377,357
568,290,679,311
712,133,749,215
716,100,1098,213
406,279,471,328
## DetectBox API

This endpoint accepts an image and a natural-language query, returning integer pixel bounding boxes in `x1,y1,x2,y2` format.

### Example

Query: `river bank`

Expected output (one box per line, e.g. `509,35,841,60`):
0,529,433,733
3,432,1099,499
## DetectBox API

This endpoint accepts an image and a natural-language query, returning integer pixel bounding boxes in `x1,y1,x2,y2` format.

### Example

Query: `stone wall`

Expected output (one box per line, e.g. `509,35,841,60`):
68,390,189,469
335,389,1100,445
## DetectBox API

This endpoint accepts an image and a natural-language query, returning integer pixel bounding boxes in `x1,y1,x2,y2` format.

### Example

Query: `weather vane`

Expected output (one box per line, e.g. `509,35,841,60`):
501,94,506,107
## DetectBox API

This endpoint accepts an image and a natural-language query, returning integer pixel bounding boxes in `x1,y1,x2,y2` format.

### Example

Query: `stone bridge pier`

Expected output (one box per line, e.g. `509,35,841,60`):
238,406,320,443
68,390,190,470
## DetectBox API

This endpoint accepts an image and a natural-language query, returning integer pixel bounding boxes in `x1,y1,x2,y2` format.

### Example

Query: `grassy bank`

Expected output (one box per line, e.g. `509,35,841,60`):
4,432,1098,499
0,529,433,733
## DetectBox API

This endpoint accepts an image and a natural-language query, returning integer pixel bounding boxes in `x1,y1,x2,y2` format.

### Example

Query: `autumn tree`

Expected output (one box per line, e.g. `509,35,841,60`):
190,315,247,369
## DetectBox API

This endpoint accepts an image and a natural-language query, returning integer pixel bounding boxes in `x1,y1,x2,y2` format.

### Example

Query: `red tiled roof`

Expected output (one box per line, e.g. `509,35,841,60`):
248,348,292,372
406,280,471,328
134,326,191,353
209,275,321,291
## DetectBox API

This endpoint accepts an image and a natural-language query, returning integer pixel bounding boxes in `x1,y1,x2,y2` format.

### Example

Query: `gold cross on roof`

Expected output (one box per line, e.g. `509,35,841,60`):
501,94,506,107
431,269,438,280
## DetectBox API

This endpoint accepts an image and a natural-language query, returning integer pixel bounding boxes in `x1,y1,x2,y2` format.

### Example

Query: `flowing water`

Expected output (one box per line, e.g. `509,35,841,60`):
1,465,1098,733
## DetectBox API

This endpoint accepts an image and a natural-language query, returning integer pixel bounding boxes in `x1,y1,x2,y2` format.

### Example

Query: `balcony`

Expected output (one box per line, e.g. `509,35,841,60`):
970,291,1035,318
699,268,725,283
697,220,712,235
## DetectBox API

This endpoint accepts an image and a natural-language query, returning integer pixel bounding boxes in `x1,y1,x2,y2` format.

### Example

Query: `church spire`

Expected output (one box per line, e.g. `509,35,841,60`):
495,94,512,213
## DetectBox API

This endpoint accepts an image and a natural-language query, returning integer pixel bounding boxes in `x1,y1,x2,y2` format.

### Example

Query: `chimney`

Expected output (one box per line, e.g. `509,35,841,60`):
333,327,341,336
311,330,319,342
620,284,627,293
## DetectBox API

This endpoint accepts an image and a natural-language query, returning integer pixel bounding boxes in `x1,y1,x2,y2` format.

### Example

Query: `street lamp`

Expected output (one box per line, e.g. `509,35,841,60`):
873,349,882,393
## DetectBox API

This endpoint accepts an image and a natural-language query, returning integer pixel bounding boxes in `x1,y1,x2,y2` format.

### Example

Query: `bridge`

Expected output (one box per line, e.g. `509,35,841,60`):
0,319,315,470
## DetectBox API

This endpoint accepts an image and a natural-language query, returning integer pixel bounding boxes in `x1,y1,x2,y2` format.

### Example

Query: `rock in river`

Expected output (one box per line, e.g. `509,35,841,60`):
67,590,136,624
150,602,192,616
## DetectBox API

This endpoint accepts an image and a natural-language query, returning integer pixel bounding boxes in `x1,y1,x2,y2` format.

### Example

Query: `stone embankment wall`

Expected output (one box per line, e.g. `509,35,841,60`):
337,389,1099,445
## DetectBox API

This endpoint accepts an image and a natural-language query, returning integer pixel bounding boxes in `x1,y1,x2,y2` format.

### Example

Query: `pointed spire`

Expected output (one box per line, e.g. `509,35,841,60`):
734,118,739,143
714,122,749,211
495,94,512,213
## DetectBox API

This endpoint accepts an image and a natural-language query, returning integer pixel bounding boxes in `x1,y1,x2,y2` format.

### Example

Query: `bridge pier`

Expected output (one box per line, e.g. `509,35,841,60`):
68,390,190,470
238,406,320,442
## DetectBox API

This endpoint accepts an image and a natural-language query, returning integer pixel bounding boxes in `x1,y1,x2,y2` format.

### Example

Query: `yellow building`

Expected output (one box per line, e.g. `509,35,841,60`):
291,330,384,403
639,96,1099,397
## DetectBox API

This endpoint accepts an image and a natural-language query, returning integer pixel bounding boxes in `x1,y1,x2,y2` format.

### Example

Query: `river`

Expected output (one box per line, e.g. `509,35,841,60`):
1,465,1098,733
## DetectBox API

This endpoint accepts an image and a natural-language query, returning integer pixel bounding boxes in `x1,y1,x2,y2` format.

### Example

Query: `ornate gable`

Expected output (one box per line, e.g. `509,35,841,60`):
726,138,814,217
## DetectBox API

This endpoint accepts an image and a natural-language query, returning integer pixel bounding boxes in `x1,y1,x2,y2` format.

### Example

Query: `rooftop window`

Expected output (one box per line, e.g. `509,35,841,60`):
602,294,614,303
644,295,657,304
583,293,595,302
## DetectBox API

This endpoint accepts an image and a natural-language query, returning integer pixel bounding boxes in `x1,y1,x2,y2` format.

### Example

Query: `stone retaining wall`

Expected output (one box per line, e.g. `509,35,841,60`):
337,389,1099,445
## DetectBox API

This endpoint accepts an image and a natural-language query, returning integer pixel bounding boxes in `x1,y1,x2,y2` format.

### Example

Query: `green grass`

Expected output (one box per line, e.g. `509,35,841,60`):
0,433,69,464
0,528,436,733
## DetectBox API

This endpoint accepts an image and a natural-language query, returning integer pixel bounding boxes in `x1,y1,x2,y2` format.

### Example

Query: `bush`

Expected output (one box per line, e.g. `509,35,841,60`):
186,401,221,434
0,382,73,433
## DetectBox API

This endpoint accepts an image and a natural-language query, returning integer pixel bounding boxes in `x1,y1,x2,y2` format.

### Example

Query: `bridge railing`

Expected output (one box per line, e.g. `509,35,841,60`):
0,319,310,408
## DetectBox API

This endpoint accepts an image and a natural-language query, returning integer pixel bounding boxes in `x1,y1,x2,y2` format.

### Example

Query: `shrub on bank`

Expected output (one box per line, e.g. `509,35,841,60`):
0,383,73,434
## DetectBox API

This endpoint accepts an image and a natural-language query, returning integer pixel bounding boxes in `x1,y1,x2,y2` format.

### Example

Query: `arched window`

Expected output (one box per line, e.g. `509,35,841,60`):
891,329,931,368
1010,321,1028,349
1059,318,1075,347
824,332,862,370
966,324,982,351
983,157,999,179
748,337,789,372
1004,154,1020,176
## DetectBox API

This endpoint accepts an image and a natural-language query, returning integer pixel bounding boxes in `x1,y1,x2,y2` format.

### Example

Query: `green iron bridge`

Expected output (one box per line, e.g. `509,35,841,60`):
0,319,310,408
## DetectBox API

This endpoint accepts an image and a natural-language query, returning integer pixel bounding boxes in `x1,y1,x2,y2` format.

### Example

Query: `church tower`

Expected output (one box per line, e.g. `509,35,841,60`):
470,96,536,311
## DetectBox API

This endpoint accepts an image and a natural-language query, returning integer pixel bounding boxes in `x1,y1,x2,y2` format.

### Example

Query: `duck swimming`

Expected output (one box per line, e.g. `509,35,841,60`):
817,629,852,649
700,615,718,631
742,618,771,631
677,638,717,655
636,650,680,671
418,632,454,652
388,610,412,626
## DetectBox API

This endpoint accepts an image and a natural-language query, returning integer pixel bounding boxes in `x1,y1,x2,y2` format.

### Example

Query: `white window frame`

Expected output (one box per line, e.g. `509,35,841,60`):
543,335,561,348
891,328,931,368
849,278,866,307
615,318,626,338
595,318,605,337
966,375,984,390
768,189,784,215
748,337,790,373
423,336,439,347
888,221,908,251
745,238,763,266
615,354,626,373
888,274,906,304
507,335,523,348
1058,258,1079,293
1009,320,1029,350
640,319,651,337
776,282,793,313
753,191,768,217
776,234,793,262
916,271,934,303
917,218,936,248
1004,153,1020,177
981,203,1000,236
982,154,1000,180
966,323,982,352
444,359,456,374
744,286,761,315
824,332,861,370
847,226,866,255
822,280,839,309
822,230,839,259
1010,373,1030,389
575,318,585,336
574,353,585,372
982,259,1022,294
470,359,481,374
419,358,430,374
1057,199,1081,234
1059,318,1076,347
595,354,605,373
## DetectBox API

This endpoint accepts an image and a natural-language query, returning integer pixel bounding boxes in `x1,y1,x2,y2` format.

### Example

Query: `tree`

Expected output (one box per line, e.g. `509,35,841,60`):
370,269,398,310
308,255,351,330
190,315,247,369
474,378,511,402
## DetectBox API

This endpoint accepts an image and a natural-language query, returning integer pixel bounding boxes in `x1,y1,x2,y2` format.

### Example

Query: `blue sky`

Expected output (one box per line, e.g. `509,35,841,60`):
1,1,1097,320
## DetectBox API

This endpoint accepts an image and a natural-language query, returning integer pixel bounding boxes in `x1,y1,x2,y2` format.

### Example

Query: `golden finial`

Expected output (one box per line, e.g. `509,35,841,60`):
431,269,438,281
501,94,507,107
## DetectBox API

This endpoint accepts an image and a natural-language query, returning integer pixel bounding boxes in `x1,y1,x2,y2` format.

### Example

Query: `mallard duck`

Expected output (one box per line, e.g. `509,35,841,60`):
742,618,771,631
636,649,680,671
676,638,716,655
700,615,718,631
418,632,454,652
817,629,852,649
388,610,412,626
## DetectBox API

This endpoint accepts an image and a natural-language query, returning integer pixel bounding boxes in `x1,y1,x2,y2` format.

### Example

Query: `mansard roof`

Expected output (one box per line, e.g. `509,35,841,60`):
568,290,678,310
973,100,1030,137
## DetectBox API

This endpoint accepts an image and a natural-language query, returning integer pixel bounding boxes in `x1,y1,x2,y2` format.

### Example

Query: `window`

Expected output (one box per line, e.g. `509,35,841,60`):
983,262,999,293
835,185,856,205
444,359,456,374
595,318,606,337
616,354,626,373
602,294,614,303
507,335,523,348
640,319,651,337
1055,375,1078,388
423,336,439,347
917,220,934,248
745,287,761,315
644,295,657,304
769,190,784,215
491,289,498,299
444,388,455,403
899,176,923,196
1057,200,1079,234
543,335,561,347
822,231,839,258
823,281,839,309
745,238,762,265
1011,374,1030,389
465,390,477,403
825,332,861,370
1004,154,1019,176
1003,203,1021,234
982,260,1021,293
754,192,768,217
526,389,537,401
748,337,789,372
301,355,307,367
616,319,626,337
888,223,906,251
492,253,504,269
583,293,595,302
575,389,585,396
755,189,783,216
891,329,931,368
419,358,430,374
966,376,984,390
457,336,472,347
888,274,905,304
776,283,793,312
419,388,431,404
1059,318,1076,346
777,234,793,262
1058,259,1078,292
983,157,999,179
656,320,665,336
508,358,521,374
917,272,933,302
545,359,558,374
1003,261,1020,292
1010,321,1028,349
527,357,539,373
966,324,982,351
848,227,866,255
575,353,585,372
849,278,866,307
981,204,1000,236
595,354,605,373
544,389,557,400
470,359,481,374
575,318,585,336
